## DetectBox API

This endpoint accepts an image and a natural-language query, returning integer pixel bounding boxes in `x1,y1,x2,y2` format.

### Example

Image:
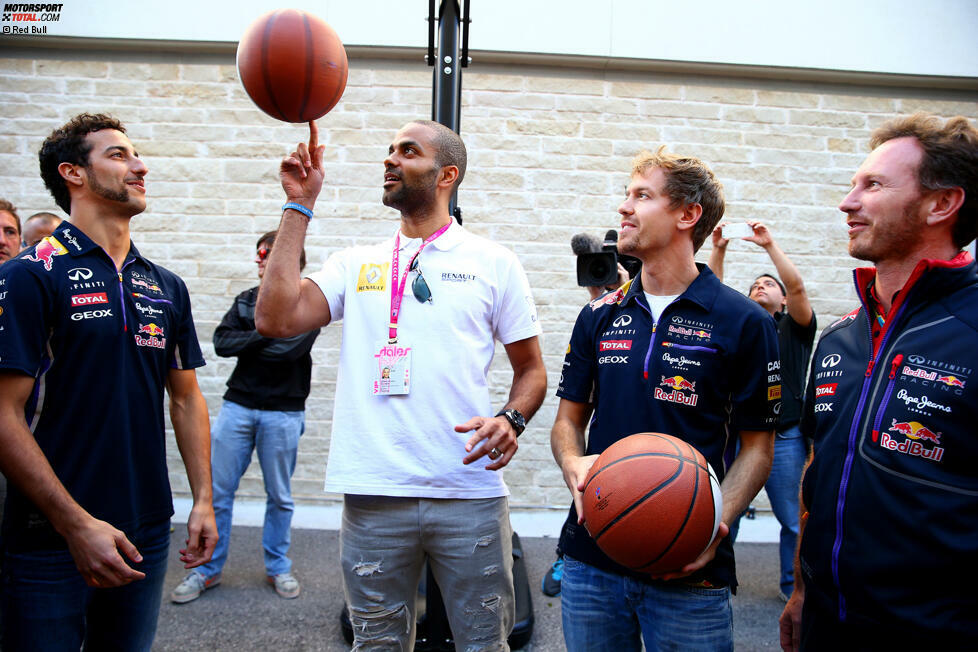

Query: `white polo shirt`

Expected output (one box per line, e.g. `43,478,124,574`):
307,219,541,499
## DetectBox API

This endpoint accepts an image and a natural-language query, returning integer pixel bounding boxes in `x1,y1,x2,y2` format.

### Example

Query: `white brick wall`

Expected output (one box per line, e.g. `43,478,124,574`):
2,49,976,514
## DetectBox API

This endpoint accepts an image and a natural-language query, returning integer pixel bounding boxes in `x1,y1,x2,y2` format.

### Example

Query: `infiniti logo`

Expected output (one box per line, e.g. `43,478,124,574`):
907,355,925,364
613,314,632,328
821,354,841,368
67,268,92,281
672,316,683,323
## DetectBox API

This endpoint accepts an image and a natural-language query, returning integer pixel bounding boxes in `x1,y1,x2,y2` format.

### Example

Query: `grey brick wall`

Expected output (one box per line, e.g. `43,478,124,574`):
2,49,975,513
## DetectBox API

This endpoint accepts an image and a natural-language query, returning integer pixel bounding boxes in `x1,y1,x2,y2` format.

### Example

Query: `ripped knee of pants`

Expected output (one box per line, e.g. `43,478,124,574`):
349,602,412,651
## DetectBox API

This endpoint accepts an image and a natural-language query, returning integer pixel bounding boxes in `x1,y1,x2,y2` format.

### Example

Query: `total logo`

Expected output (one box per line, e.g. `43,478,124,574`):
70,292,108,307
655,375,698,406
599,339,632,351
134,322,166,349
71,309,112,321
881,418,944,462
815,383,837,398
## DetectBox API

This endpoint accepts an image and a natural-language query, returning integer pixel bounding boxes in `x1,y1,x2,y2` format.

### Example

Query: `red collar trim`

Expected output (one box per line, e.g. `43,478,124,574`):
856,251,972,356
854,251,973,306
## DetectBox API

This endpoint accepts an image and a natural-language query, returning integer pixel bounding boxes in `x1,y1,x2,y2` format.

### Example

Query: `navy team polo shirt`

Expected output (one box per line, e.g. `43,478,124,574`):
0,221,204,551
556,264,780,589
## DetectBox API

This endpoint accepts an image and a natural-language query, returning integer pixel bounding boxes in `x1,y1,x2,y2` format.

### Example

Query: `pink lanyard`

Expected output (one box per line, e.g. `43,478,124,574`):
388,221,451,342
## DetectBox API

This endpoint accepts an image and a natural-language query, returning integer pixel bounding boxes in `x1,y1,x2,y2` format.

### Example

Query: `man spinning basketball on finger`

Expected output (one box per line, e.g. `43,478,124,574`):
256,121,546,650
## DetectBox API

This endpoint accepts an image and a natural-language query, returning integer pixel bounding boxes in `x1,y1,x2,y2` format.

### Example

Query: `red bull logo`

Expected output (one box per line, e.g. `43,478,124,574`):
656,376,698,406
138,323,165,337
660,375,695,391
880,431,944,463
132,278,162,293
937,375,966,388
24,236,68,271
692,329,710,338
590,286,626,311
135,322,166,349
889,419,941,444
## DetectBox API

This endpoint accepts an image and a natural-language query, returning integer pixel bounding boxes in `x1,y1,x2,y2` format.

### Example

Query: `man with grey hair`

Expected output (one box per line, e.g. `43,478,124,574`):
256,120,547,649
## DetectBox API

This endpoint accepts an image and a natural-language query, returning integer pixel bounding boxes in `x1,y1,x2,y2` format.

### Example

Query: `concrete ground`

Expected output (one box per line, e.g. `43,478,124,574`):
155,525,785,651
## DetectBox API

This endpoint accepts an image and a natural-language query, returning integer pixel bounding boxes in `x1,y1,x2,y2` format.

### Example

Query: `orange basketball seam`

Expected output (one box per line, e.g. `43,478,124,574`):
635,458,704,572
260,11,287,122
583,452,712,493
299,13,313,121
590,462,684,542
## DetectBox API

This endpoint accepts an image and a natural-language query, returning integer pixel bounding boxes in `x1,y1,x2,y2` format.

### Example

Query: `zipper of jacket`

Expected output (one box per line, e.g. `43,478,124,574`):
831,300,908,622
637,300,656,379
117,257,135,333
131,291,173,305
870,353,904,443
660,342,717,353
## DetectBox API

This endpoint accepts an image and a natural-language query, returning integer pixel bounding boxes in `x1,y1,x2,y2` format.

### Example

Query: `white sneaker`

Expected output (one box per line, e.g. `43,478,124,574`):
268,572,301,599
170,570,221,604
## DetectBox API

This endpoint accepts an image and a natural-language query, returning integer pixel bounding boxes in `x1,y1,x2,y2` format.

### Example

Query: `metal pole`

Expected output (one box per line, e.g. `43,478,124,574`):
431,0,464,221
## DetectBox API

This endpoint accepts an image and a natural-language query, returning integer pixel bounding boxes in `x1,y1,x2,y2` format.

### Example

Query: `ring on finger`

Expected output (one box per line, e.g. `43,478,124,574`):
489,447,501,460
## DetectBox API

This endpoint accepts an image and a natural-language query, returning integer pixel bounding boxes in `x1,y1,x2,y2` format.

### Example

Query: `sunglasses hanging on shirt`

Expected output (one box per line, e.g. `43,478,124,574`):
410,257,432,303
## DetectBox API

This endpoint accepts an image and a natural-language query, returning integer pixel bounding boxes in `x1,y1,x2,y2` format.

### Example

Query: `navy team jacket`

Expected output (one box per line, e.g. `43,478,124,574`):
800,254,978,642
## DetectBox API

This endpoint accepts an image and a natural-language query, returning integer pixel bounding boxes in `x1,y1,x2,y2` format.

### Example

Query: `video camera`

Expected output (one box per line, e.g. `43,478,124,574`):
572,230,642,287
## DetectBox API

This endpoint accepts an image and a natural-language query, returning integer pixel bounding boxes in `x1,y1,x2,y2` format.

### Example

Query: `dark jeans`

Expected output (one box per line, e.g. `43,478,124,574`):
1,518,170,652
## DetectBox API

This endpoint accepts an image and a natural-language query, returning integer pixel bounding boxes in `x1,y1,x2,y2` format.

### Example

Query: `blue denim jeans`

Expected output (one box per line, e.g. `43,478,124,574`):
560,555,732,652
341,494,514,651
0,518,170,652
765,425,806,596
198,400,303,578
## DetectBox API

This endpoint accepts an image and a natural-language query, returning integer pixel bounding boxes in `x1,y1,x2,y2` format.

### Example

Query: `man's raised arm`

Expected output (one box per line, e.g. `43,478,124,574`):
256,121,332,337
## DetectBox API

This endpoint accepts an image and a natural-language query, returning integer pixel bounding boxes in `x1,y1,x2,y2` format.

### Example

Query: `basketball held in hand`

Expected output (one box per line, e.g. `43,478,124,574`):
581,433,722,574
236,9,349,123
